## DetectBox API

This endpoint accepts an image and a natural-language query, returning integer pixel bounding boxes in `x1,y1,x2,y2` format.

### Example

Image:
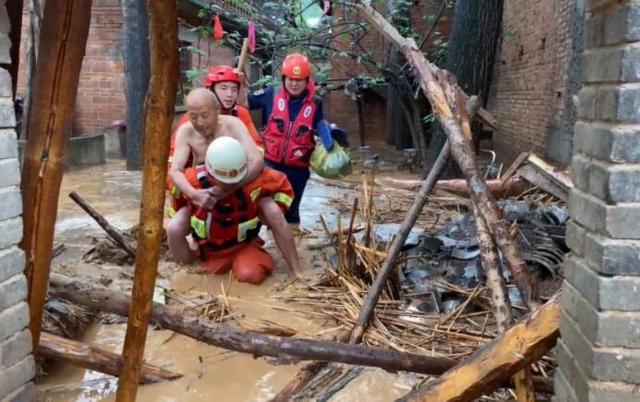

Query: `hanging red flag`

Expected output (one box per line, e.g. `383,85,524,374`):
212,15,224,41
248,21,256,53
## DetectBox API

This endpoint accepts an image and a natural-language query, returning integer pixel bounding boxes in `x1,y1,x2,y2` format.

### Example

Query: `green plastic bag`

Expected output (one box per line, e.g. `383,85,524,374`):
310,142,353,179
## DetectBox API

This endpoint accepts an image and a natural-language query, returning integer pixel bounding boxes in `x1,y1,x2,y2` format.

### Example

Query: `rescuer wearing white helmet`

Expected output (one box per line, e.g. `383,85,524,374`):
171,137,302,284
166,89,302,282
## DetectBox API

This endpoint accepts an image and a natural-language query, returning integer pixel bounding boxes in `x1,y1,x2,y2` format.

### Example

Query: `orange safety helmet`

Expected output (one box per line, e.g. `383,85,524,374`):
281,53,311,80
204,65,241,89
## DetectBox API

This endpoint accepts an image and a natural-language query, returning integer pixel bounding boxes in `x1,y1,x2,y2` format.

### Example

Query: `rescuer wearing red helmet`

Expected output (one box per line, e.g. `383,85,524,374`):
248,53,331,226
166,65,263,218
166,89,303,280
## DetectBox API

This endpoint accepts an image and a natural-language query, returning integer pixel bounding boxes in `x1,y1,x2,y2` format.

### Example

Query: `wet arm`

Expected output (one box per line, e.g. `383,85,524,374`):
168,127,198,198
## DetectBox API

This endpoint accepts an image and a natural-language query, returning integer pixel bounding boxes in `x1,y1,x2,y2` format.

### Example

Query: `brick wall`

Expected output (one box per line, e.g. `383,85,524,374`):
555,1,640,400
17,0,236,135
0,3,34,402
326,1,453,145
487,0,583,166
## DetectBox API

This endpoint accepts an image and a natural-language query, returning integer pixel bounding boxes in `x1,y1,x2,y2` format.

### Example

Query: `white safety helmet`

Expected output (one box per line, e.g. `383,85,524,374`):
205,136,248,184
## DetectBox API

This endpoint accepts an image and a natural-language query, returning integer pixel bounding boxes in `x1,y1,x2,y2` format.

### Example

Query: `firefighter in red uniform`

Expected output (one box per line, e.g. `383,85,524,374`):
175,136,301,284
253,54,332,225
166,65,263,218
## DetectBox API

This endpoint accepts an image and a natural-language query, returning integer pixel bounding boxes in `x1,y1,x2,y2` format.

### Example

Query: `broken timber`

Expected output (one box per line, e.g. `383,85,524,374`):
48,274,458,376
39,332,182,384
69,191,136,256
517,154,573,202
397,294,560,402
377,174,530,197
355,0,540,309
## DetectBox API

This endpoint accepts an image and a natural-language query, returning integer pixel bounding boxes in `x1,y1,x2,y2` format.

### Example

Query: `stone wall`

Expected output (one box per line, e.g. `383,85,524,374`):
555,0,640,400
0,2,34,401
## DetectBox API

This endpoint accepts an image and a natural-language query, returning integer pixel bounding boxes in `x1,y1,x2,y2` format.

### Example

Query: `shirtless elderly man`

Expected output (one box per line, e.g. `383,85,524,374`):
167,88,301,278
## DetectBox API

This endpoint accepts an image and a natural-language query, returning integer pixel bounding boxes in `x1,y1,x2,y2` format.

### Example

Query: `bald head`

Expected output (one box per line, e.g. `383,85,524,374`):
185,88,220,111
185,88,220,137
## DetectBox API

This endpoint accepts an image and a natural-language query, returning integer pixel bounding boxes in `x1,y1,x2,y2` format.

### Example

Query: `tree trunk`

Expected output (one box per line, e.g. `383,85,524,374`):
426,0,503,172
39,332,182,384
397,295,560,402
115,1,178,400
122,0,150,171
21,0,92,352
48,274,459,376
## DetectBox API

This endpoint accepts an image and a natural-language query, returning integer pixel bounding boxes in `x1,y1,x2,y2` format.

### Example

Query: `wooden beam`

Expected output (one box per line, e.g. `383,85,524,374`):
517,154,573,202
21,0,92,352
49,273,458,376
398,295,560,402
39,332,182,384
115,1,179,400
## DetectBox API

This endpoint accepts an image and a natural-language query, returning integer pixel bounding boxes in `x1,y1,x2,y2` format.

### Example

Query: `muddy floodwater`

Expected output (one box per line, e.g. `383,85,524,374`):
38,157,421,402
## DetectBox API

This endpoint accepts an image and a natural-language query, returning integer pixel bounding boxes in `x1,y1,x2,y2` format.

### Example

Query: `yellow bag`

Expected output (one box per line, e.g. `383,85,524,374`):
310,142,352,179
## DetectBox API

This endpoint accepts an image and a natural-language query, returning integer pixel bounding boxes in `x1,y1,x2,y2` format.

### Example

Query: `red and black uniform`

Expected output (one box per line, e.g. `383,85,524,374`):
184,166,293,284
262,80,317,168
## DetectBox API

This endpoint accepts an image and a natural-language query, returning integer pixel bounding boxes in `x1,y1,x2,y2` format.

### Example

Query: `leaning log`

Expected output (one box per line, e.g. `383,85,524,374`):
21,0,92,351
116,1,179,401
69,191,136,256
377,176,530,197
397,294,560,402
39,332,182,384
355,0,540,309
48,274,458,376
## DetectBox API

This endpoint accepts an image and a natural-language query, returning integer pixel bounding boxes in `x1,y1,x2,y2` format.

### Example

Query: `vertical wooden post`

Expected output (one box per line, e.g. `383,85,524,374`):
122,0,150,171
115,0,178,400
20,0,92,352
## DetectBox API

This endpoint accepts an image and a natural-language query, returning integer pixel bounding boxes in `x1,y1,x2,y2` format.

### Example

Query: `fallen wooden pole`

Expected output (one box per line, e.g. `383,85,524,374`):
376,176,530,198
350,142,451,343
39,332,182,384
356,0,539,309
20,0,92,352
116,1,179,400
69,191,136,256
397,294,560,402
49,274,458,375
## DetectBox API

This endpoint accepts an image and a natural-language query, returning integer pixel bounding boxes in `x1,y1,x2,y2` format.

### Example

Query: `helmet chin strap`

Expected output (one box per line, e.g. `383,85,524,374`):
210,85,237,112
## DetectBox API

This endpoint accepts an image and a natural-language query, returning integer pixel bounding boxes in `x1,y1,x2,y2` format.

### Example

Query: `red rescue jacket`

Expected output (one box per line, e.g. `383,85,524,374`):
185,166,294,253
262,81,317,168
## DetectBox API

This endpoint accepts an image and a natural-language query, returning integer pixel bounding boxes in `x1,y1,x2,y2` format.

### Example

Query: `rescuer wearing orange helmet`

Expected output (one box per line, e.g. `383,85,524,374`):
248,53,333,226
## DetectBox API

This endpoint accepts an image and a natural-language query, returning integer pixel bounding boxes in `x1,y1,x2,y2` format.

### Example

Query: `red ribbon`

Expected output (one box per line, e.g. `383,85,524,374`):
213,15,224,41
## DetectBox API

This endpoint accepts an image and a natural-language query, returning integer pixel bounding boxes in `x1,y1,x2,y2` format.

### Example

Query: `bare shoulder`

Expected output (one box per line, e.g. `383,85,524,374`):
175,121,196,143
217,115,247,138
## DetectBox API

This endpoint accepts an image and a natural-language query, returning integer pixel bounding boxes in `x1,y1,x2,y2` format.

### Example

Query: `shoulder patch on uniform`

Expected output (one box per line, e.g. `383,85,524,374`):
252,89,265,96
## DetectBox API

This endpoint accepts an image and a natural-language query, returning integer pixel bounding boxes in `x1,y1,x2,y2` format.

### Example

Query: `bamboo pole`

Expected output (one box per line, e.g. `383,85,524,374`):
39,332,182,384
355,0,539,309
20,0,92,352
115,1,179,400
49,274,458,375
69,191,136,256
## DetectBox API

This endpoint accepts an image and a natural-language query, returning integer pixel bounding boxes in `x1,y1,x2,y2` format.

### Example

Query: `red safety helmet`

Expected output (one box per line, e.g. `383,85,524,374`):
281,53,311,80
204,65,241,89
